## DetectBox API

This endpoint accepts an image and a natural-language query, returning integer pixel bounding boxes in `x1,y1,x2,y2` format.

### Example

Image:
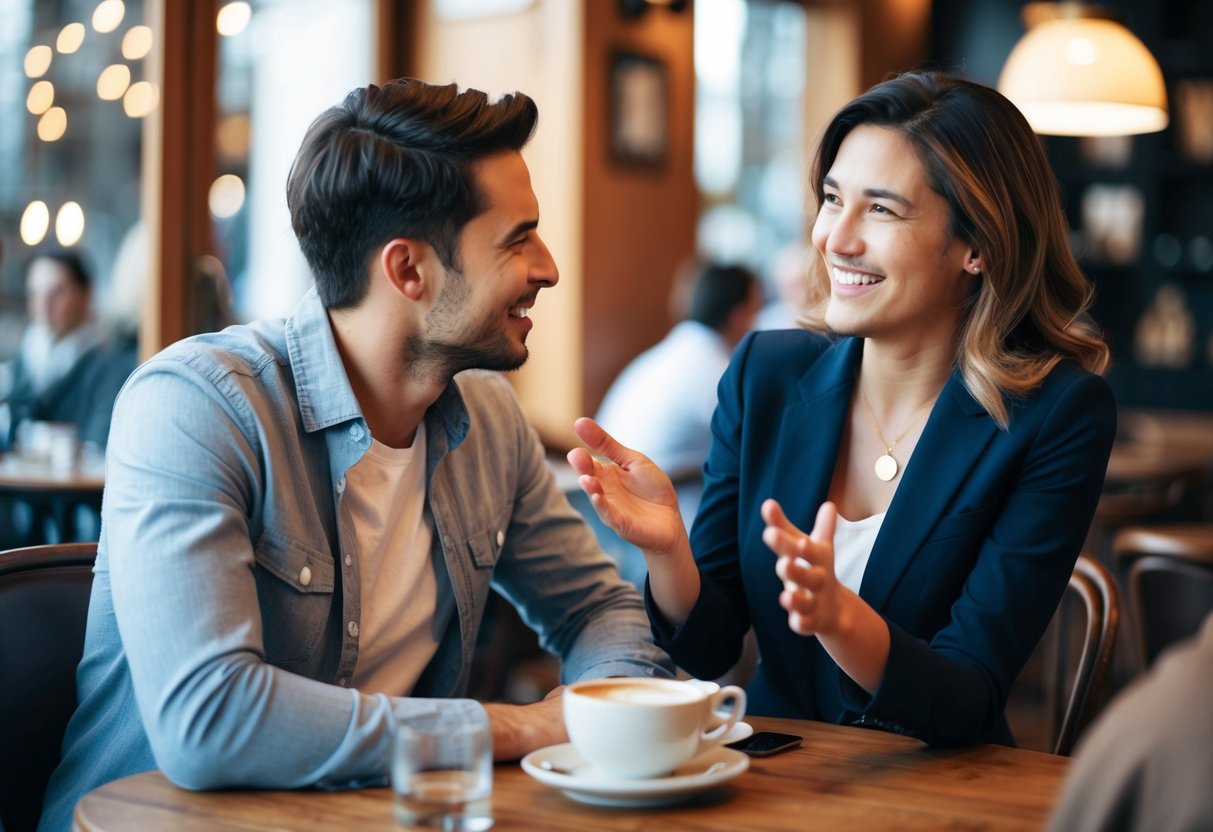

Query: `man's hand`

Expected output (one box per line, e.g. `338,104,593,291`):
483,686,567,761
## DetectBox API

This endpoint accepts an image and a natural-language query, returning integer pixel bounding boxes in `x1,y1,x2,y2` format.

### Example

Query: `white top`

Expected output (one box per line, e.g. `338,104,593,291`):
345,422,442,696
595,320,733,480
832,511,885,595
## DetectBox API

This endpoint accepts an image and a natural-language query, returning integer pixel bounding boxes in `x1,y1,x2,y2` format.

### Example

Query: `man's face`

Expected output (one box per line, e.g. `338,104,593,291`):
416,151,558,374
27,258,91,339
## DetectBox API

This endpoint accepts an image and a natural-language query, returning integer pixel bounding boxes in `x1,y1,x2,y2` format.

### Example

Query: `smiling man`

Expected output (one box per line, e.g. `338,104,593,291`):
38,79,672,831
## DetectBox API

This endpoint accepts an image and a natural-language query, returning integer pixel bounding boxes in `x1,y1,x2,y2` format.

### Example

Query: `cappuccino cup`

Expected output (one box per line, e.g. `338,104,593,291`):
563,677,746,779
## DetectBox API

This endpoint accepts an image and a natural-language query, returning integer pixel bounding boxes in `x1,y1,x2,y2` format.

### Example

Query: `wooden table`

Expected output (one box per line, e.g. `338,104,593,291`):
73,716,1071,831
0,453,105,542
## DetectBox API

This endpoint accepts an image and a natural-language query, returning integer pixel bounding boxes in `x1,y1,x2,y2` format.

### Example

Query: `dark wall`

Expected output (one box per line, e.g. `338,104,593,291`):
929,0,1213,412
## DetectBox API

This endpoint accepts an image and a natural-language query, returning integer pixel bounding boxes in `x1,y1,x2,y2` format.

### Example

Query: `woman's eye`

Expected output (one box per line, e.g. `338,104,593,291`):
823,193,841,205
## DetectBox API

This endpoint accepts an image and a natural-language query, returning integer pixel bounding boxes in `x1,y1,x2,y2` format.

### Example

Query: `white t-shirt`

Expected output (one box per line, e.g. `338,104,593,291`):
345,422,445,696
832,511,886,595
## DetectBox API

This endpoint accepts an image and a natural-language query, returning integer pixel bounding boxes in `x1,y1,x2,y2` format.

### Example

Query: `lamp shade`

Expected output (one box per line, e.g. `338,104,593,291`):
998,16,1168,136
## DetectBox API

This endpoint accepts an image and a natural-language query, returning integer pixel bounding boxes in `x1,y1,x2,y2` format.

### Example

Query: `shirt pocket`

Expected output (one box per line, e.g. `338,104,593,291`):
464,502,513,570
253,528,335,671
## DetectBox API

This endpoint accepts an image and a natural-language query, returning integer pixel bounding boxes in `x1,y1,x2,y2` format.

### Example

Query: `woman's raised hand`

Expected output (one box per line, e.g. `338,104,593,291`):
763,499,845,638
567,417,688,557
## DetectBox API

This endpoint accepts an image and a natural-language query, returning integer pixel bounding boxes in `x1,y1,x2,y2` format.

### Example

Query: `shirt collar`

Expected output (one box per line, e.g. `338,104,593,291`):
284,286,473,448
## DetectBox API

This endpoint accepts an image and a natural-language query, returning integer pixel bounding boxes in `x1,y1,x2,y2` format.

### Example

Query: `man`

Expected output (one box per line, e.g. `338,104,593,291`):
39,79,671,830
595,261,762,484
1,251,107,450
585,262,761,587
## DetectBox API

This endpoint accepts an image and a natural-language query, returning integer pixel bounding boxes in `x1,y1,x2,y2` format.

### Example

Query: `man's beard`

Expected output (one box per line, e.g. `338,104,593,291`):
408,265,528,380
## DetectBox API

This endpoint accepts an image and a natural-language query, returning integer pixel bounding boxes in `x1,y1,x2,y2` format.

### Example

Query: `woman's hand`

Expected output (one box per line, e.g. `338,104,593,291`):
763,499,890,693
763,499,844,637
567,417,688,557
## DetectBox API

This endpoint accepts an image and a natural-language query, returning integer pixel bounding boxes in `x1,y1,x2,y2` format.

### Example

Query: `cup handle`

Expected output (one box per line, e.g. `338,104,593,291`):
696,685,746,754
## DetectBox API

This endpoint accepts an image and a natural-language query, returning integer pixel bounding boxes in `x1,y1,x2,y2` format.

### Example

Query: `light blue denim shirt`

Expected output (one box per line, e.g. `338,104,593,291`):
39,288,672,831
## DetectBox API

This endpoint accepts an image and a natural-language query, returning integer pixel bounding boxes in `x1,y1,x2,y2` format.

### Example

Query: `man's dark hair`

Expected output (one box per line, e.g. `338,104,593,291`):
686,263,758,333
29,249,91,290
286,79,538,309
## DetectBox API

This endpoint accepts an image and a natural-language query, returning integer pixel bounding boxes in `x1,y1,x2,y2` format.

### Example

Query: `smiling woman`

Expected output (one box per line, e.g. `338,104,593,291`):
569,70,1117,749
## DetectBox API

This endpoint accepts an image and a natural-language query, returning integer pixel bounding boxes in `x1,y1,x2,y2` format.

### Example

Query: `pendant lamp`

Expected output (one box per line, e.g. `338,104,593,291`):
998,2,1168,136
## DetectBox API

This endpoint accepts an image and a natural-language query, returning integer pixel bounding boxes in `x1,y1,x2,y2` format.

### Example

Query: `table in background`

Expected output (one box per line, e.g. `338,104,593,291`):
0,453,105,543
73,716,1070,832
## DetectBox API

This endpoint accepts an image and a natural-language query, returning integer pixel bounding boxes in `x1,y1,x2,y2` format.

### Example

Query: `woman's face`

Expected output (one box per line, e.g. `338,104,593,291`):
810,124,977,351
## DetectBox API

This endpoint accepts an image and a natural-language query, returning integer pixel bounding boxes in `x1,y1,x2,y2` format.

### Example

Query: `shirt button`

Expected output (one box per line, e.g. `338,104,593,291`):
349,424,365,442
344,553,352,567
441,536,452,549
336,476,346,494
496,530,505,547
338,677,348,687
348,621,359,638
299,566,312,587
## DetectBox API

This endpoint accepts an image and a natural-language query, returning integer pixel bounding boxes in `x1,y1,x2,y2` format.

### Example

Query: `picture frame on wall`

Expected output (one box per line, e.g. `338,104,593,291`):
609,50,668,168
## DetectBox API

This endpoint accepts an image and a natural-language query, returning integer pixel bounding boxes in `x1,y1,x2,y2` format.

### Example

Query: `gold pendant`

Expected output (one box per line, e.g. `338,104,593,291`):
874,453,898,482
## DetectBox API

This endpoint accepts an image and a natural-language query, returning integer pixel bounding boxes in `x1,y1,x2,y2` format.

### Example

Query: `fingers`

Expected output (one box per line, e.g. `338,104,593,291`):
809,501,837,544
573,417,643,469
566,446,595,476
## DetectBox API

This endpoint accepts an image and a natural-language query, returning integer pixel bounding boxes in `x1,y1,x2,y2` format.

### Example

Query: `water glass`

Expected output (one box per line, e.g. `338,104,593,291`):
391,703,493,831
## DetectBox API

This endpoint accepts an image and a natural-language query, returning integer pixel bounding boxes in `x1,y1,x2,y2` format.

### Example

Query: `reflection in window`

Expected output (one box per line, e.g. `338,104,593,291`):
212,0,372,322
694,0,807,320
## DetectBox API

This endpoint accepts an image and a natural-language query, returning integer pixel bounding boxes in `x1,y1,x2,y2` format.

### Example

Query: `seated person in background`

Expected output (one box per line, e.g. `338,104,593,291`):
569,70,1116,746
1048,612,1213,832
1,250,109,448
587,262,761,587
39,78,671,831
595,261,762,485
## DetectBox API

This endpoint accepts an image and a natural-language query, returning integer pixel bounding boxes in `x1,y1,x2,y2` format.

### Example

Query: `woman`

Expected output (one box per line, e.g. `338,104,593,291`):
569,71,1116,747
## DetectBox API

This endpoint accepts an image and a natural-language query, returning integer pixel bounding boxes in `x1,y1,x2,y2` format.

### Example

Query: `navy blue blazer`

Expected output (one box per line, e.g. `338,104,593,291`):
649,331,1116,746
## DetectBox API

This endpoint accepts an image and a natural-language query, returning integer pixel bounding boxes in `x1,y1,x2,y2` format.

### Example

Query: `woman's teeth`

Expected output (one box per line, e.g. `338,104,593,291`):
832,268,884,286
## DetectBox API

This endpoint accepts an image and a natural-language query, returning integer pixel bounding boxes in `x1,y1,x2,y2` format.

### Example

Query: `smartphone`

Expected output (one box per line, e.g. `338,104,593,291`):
726,730,803,757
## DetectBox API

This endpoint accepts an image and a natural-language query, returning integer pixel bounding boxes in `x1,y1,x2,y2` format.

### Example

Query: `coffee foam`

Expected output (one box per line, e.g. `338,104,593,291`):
581,683,700,706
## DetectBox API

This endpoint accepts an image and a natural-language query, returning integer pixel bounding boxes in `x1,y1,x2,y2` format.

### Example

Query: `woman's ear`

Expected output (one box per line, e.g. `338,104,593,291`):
965,249,984,276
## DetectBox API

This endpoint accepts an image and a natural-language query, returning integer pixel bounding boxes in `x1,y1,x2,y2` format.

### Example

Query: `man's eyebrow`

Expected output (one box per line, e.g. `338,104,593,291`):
501,219,539,243
822,176,914,208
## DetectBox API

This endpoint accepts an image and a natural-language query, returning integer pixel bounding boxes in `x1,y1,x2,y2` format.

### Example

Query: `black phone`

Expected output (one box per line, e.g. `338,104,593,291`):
726,730,803,757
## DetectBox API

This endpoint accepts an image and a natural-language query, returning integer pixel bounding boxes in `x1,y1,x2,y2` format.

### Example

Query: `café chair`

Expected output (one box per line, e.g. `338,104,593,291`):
1113,524,1213,673
0,541,96,832
1049,554,1120,757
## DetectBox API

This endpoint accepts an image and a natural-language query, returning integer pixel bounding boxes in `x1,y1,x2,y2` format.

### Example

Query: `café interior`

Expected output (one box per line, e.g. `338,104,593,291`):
1,0,1212,830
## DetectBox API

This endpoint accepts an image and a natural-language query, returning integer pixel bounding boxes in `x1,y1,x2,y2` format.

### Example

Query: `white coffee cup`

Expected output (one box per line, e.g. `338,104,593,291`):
563,677,746,779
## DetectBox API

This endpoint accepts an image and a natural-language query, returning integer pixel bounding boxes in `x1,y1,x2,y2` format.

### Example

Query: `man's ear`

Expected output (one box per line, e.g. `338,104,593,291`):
379,238,436,301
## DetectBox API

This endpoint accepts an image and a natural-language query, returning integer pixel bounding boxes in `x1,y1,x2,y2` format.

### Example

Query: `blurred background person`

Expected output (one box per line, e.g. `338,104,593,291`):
596,260,762,483
1,250,103,450
756,241,812,331
581,260,762,586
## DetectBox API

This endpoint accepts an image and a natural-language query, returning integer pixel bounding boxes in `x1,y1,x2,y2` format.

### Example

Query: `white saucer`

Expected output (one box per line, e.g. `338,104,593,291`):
521,743,750,808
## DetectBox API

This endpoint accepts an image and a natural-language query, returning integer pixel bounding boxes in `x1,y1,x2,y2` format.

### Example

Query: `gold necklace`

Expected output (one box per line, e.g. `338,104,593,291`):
860,385,930,482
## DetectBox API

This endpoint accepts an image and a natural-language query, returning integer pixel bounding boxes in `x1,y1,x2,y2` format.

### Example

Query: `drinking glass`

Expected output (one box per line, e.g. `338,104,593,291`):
391,703,493,831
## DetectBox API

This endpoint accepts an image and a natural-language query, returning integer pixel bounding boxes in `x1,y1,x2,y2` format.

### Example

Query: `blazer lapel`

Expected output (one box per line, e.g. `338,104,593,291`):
769,338,862,531
860,369,998,611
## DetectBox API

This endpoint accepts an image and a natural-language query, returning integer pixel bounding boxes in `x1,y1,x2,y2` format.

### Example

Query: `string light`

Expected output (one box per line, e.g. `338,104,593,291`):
121,25,153,60
27,81,55,115
20,201,51,246
37,107,68,141
92,0,125,33
56,22,86,54
55,201,86,247
97,64,132,100
24,45,53,78
208,174,246,218
216,2,252,37
123,81,158,117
